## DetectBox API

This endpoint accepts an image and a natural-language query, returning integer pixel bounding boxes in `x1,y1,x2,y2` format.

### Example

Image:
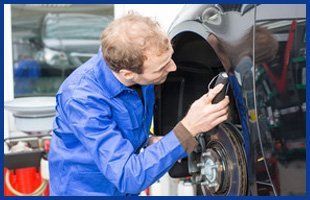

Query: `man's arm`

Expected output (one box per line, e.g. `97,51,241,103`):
63,83,229,194
64,98,194,194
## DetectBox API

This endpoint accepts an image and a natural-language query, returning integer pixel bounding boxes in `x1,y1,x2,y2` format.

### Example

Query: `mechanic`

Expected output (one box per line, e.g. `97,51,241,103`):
49,13,229,196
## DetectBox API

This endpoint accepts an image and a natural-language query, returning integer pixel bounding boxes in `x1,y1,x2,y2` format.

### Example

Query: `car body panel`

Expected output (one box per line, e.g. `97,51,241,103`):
155,4,306,195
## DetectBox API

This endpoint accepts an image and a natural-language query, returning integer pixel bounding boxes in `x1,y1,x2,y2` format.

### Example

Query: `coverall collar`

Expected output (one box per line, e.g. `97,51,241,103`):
95,49,129,99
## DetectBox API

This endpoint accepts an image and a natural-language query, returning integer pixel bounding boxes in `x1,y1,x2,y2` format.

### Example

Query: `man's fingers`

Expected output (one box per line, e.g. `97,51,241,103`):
200,93,210,103
211,113,228,127
205,84,224,103
209,107,229,120
214,96,229,111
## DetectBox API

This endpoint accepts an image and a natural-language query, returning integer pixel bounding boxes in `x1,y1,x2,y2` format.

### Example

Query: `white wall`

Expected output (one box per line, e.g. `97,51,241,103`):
114,4,184,32
4,4,15,140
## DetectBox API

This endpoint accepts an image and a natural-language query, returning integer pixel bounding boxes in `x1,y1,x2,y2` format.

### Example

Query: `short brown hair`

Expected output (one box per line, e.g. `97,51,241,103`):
101,13,170,74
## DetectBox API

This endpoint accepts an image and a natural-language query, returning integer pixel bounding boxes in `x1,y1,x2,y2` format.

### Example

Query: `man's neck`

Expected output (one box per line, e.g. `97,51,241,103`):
111,71,135,87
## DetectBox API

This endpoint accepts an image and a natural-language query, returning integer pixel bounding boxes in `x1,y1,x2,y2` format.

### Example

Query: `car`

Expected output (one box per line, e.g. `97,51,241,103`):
154,4,306,195
40,13,112,69
12,12,112,97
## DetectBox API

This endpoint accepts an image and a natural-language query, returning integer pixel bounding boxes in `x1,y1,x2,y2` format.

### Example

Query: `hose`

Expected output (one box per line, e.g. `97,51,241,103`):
5,170,48,196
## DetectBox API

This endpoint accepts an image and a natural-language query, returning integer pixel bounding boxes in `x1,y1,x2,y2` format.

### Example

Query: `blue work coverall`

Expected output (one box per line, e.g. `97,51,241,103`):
49,50,189,195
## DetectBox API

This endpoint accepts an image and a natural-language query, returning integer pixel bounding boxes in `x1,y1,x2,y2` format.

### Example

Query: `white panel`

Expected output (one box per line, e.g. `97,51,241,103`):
4,4,15,139
114,4,184,32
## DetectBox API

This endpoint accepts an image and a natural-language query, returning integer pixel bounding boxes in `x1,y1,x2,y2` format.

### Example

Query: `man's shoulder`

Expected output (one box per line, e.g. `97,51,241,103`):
56,56,110,105
62,55,99,85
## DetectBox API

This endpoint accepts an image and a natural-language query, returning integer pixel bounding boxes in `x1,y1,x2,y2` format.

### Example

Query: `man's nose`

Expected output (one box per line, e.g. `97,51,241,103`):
167,61,177,72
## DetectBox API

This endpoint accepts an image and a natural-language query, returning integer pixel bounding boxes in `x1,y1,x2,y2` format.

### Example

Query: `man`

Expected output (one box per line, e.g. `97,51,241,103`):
49,13,229,196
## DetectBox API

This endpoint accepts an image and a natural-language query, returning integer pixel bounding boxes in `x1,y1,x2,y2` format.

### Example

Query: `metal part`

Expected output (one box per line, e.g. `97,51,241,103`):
199,123,247,195
201,6,223,26
197,162,205,167
200,146,226,194
201,157,219,185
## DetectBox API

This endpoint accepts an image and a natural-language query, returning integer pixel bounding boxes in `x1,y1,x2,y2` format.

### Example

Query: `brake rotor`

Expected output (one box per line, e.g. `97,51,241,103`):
199,123,247,195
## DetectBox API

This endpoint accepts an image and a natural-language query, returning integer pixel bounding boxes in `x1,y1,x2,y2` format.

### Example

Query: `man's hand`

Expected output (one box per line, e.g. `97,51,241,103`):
181,84,229,137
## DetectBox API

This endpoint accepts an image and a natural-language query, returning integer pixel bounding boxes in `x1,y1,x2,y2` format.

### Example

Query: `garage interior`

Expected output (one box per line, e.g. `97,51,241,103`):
3,4,306,196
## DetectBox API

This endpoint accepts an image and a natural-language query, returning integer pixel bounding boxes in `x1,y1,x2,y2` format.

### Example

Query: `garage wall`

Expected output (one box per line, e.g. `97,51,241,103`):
4,4,14,139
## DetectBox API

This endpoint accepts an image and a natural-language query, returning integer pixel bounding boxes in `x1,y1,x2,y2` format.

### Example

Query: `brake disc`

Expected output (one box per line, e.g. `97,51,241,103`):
198,123,247,195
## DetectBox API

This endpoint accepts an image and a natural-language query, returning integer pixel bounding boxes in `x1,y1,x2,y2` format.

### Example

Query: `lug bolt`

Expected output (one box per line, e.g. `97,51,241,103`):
197,162,205,167
202,151,211,157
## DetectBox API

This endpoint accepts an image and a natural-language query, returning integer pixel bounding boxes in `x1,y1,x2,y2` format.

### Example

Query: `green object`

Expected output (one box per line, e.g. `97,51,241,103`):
292,56,305,63
296,84,306,90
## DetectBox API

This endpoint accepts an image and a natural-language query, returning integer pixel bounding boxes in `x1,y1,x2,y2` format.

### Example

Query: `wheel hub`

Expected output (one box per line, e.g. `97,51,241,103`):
198,145,229,194
198,123,247,196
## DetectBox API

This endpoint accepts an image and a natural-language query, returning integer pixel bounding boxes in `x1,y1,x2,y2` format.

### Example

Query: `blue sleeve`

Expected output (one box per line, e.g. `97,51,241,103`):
64,98,187,194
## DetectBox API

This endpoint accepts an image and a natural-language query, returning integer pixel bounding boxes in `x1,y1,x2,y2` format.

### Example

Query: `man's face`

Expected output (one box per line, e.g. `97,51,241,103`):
133,45,176,85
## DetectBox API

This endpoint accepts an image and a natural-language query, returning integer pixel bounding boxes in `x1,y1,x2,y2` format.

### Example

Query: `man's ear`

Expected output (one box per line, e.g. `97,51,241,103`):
119,69,136,81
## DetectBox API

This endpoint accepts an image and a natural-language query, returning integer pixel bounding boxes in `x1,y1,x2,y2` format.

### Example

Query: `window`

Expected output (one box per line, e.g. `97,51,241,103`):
11,4,114,97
